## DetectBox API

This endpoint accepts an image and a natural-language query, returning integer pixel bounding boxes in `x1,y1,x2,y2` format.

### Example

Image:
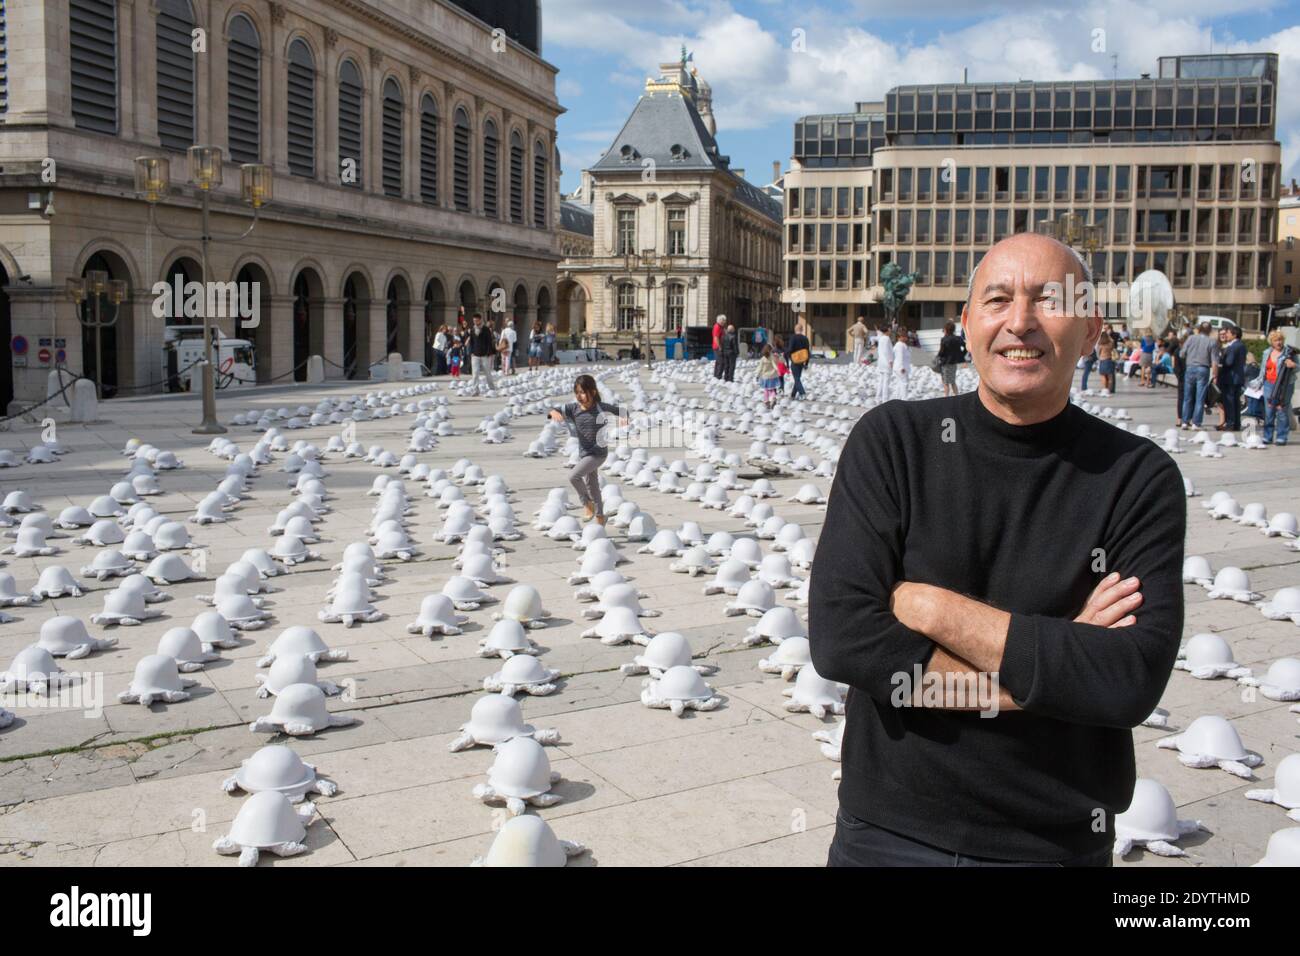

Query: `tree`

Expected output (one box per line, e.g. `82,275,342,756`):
879,261,919,328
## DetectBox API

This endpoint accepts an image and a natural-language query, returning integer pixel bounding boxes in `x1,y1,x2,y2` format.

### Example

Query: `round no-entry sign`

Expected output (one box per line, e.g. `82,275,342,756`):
37,348,51,364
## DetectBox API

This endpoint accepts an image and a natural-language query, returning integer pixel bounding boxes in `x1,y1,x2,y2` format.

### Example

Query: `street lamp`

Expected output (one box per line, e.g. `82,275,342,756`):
1037,211,1105,256
134,145,273,434
66,270,128,400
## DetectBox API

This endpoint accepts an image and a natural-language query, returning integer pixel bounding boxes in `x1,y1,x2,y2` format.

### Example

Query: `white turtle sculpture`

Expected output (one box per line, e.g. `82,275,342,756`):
30,565,83,600
213,791,316,867
1113,778,1206,858
249,683,357,736
491,584,552,629
1255,828,1300,866
758,636,813,681
38,616,117,659
725,579,777,617
476,619,540,660
1257,587,1300,625
471,814,587,867
581,606,653,646
1174,633,1252,680
317,580,383,627
1238,658,1300,701
472,736,565,816
782,664,846,719
1204,567,1263,603
1155,715,1263,778
117,654,198,706
1245,752,1300,822
0,645,74,694
640,665,724,717
742,605,809,647
619,631,716,678
442,575,494,611
407,594,468,637
255,654,341,698
157,626,220,672
449,694,560,752
483,654,561,696
257,626,348,667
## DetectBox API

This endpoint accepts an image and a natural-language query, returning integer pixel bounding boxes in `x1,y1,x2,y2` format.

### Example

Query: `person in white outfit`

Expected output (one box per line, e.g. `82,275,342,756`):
893,331,912,396
849,317,869,365
499,318,517,375
875,326,893,402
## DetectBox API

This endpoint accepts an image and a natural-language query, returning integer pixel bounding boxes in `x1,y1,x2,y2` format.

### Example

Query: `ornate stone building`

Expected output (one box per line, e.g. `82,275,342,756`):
560,57,786,357
0,0,562,405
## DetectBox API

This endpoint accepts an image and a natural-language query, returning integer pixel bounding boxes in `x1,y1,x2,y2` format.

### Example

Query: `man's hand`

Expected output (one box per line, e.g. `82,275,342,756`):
1074,572,1143,628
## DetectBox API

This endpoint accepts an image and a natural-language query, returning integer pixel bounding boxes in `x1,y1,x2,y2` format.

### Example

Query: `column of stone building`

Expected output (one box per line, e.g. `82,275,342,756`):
127,287,160,395
404,300,425,367
321,296,345,379
206,2,228,155
7,289,64,406
6,0,66,127
267,294,295,381
322,30,340,185
368,48,385,198
440,80,455,210
267,4,289,178
364,297,386,373
405,68,421,202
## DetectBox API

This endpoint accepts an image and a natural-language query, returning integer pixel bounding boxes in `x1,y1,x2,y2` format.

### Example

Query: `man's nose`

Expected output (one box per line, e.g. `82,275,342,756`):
1003,292,1039,337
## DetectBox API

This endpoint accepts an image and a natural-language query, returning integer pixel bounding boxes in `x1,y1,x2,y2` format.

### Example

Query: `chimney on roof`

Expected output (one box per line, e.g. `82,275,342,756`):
962,67,968,83
733,168,745,180
772,160,781,183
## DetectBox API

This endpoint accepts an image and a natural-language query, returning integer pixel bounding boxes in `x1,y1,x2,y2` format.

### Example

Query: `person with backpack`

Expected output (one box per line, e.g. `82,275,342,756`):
787,321,811,400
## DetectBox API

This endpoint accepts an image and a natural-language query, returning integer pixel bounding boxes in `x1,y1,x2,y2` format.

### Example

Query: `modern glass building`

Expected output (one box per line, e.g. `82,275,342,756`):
782,53,1282,347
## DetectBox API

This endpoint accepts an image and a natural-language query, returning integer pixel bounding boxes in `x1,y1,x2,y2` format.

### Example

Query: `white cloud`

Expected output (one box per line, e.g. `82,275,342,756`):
550,0,1298,180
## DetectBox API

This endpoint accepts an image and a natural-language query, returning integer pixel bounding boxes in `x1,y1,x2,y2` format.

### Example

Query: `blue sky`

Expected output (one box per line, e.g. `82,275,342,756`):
543,0,1300,193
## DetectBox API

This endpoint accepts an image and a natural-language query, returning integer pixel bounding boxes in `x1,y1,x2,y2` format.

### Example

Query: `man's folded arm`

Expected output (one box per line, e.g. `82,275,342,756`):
808,416,934,703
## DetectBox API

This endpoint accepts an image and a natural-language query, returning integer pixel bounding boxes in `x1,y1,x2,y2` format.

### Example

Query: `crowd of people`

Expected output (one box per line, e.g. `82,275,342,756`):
1078,320,1299,444
426,314,561,385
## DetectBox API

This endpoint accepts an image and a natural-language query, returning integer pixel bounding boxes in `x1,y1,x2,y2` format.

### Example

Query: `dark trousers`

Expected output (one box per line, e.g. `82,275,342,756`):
723,353,737,381
791,363,806,398
1221,384,1243,431
827,810,1113,868
713,353,724,379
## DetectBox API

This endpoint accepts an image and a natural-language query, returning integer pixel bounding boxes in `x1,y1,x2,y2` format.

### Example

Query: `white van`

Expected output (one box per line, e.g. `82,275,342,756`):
162,326,256,390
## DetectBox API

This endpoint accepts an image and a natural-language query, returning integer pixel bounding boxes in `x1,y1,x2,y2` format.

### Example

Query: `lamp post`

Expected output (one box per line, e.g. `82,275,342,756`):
1036,211,1105,257
133,147,272,434
66,271,128,400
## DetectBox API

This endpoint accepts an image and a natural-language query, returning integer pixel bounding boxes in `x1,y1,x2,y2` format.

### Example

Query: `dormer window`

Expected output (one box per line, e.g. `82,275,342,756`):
619,144,640,163
669,143,688,162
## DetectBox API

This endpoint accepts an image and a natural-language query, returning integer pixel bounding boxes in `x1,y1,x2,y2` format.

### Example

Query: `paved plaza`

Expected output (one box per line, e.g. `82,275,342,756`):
0,364,1297,867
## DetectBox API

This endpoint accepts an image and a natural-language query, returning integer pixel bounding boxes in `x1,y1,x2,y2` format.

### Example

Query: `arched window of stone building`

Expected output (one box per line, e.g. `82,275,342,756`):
509,130,525,223
227,14,261,164
419,94,439,204
532,140,548,228
338,58,364,188
286,39,316,177
69,0,118,132
483,118,499,218
156,0,197,152
381,77,404,197
453,107,471,211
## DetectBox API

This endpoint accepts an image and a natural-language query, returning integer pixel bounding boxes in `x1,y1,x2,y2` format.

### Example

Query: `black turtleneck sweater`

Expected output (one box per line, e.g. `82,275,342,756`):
809,390,1185,861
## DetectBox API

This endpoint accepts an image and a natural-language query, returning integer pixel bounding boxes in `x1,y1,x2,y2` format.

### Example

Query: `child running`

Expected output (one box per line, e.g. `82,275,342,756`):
548,374,629,524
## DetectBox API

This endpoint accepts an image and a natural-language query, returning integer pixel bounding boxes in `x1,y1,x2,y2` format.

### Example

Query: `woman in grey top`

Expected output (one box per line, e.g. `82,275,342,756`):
549,374,626,524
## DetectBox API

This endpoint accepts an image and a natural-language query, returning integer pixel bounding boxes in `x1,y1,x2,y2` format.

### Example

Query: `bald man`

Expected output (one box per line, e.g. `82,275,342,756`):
811,233,1185,866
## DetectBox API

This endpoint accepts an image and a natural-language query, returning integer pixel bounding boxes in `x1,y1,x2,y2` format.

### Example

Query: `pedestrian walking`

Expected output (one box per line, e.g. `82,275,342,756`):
528,319,543,370
499,317,518,375
849,315,869,365
874,324,893,403
1178,321,1216,429
938,320,965,397
788,322,811,400
1261,328,1298,446
712,315,726,379
1216,326,1246,432
757,344,780,410
722,323,739,382
892,329,911,396
469,313,497,390
448,336,463,378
